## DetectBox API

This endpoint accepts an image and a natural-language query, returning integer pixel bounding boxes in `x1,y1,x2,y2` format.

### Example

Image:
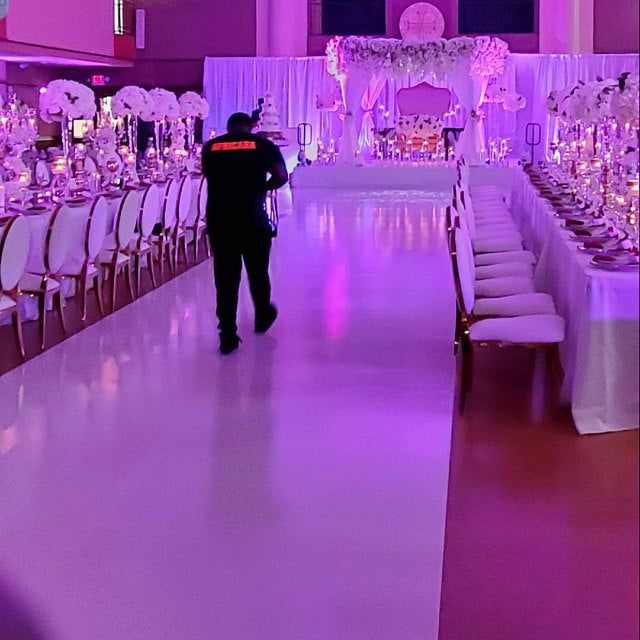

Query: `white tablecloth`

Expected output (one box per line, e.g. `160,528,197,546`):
511,168,639,434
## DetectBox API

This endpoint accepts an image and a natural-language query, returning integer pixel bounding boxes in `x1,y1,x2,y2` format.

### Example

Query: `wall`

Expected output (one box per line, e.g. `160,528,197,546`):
5,0,115,57
116,0,257,89
594,0,639,53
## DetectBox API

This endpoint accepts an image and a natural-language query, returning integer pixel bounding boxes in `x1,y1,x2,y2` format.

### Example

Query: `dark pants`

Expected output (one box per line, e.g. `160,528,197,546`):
209,225,273,337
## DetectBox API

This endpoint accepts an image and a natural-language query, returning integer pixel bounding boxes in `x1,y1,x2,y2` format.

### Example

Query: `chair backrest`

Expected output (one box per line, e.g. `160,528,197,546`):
45,205,72,275
138,185,161,239
161,179,179,230
194,176,207,225
176,176,193,225
458,190,477,239
397,82,452,117
454,225,476,315
0,216,30,292
115,190,141,249
85,197,109,262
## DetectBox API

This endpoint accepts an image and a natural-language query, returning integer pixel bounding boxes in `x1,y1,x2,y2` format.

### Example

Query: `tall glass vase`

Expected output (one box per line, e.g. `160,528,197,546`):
186,117,195,155
127,115,139,157
61,115,73,164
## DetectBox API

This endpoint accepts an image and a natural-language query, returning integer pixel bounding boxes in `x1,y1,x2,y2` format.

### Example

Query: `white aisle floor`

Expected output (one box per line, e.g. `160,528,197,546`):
0,189,456,640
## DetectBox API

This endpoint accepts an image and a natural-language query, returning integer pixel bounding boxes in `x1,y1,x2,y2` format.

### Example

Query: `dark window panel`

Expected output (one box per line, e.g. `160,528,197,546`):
459,0,535,34
322,0,386,36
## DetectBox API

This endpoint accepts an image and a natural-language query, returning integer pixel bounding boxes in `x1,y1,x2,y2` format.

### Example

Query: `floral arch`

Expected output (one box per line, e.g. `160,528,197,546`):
326,35,510,164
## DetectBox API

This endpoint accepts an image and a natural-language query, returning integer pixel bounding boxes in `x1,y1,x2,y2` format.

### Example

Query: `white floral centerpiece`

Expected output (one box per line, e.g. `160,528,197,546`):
112,86,151,118
179,91,210,119
546,73,639,126
142,88,180,122
179,91,210,154
39,79,96,160
39,79,96,123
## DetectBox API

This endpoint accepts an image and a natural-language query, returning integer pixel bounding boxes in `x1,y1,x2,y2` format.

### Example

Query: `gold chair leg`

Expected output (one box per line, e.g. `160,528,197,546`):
12,305,26,360
147,252,158,288
54,290,67,336
459,340,473,414
80,272,89,322
125,262,135,301
181,235,189,268
110,266,118,313
94,273,105,317
135,254,142,296
193,229,199,262
38,293,47,351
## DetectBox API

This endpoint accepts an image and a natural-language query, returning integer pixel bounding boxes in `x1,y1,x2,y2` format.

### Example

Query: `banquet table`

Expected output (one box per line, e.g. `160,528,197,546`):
511,168,639,434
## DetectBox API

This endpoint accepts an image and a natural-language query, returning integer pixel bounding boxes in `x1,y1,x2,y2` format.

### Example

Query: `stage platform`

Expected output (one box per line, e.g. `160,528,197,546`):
290,163,516,193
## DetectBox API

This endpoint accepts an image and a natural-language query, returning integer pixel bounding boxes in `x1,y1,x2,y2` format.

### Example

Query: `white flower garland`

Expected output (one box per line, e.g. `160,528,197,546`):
547,72,639,125
179,92,210,119
39,79,96,123
326,35,509,81
112,86,151,118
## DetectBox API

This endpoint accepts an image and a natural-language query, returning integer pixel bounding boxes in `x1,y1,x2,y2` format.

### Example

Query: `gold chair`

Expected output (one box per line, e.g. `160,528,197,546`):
58,196,108,321
99,190,140,312
0,216,31,359
19,205,70,350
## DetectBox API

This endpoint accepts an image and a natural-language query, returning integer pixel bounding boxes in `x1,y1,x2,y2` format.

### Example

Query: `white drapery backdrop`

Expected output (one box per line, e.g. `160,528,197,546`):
204,54,639,160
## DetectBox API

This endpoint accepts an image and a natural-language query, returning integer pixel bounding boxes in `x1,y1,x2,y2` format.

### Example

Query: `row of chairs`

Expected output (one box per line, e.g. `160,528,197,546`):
0,175,209,359
448,158,565,411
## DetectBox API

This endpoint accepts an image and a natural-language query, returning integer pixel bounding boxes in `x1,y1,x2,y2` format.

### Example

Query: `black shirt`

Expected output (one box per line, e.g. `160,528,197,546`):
202,132,285,229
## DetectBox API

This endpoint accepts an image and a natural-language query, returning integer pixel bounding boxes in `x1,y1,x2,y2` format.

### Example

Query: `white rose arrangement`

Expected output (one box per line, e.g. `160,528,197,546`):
179,92,210,119
111,86,151,118
141,88,180,122
547,73,639,125
39,79,96,123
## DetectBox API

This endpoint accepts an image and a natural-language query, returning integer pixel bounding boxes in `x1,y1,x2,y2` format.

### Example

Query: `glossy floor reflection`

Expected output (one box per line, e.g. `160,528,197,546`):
0,189,455,640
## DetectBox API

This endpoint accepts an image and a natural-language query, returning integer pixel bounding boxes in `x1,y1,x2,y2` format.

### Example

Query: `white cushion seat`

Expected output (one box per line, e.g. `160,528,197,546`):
469,314,565,344
475,211,512,222
99,249,130,266
475,261,533,280
19,273,62,293
475,276,535,298
61,263,99,278
473,293,557,317
474,226,522,242
475,250,536,266
474,205,511,216
473,236,524,254
0,294,17,313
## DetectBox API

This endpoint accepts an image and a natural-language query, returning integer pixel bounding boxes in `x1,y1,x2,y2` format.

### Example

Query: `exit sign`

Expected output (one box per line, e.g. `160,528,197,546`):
91,75,107,86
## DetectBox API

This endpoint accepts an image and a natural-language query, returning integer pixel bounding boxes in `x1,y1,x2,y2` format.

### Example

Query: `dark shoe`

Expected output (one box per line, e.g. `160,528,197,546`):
255,304,278,334
219,334,241,355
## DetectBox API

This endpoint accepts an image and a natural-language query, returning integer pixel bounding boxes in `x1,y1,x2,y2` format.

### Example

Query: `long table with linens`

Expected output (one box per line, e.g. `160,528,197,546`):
511,168,639,434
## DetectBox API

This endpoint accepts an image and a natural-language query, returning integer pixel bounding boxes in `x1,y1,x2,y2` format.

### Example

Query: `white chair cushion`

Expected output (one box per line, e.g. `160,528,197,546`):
99,250,130,267
20,273,61,293
473,236,524,254
0,294,17,313
469,314,565,344
475,213,513,225
474,227,522,243
473,293,557,317
475,276,535,298
475,262,533,280
475,250,536,266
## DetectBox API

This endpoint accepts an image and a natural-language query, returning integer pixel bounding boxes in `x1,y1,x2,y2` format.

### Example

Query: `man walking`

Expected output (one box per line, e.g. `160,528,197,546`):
202,112,289,355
